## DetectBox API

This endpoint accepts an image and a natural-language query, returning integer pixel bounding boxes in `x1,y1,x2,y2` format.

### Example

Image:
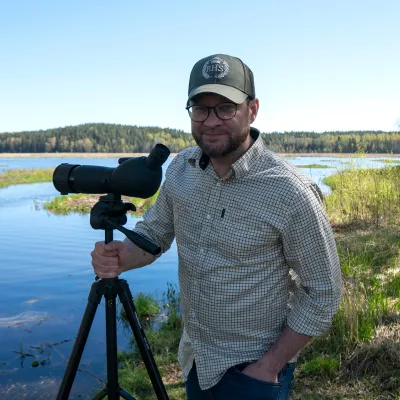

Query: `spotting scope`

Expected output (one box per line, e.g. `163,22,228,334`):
53,145,172,400
52,144,170,197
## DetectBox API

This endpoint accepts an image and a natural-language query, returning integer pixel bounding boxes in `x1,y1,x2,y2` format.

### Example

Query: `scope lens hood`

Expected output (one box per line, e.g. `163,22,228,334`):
53,163,80,194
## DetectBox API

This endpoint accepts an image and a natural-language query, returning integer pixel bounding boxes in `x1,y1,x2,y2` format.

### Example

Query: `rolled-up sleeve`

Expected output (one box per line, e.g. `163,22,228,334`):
282,187,342,337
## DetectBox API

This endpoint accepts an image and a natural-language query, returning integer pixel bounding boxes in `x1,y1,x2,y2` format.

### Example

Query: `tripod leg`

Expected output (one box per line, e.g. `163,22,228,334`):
57,282,103,400
104,284,120,400
90,387,137,400
118,280,170,400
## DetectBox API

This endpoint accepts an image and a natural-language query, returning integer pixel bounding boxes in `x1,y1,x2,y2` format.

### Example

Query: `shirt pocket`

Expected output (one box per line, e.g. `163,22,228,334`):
173,194,205,248
215,207,281,262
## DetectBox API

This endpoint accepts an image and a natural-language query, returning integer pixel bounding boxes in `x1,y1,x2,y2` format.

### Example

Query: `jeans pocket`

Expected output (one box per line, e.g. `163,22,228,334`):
278,363,296,399
217,366,281,400
232,366,282,388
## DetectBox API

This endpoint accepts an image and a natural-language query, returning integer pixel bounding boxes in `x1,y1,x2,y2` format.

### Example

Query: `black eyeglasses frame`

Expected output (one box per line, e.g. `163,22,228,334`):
185,102,238,122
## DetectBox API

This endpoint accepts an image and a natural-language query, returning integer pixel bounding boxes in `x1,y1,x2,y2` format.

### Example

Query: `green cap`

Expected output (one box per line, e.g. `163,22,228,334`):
188,54,256,104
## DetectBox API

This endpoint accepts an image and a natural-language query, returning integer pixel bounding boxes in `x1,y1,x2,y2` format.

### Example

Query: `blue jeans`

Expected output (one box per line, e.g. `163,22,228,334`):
185,361,296,400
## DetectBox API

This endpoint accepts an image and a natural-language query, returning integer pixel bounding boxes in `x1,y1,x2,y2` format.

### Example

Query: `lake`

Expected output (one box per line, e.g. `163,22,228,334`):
0,153,395,399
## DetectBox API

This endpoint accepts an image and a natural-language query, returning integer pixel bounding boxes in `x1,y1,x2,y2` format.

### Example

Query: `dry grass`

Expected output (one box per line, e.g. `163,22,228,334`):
344,322,400,381
291,322,400,399
292,376,399,400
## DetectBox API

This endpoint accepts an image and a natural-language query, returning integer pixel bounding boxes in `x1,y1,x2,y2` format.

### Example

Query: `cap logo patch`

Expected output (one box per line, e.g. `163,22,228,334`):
202,57,229,80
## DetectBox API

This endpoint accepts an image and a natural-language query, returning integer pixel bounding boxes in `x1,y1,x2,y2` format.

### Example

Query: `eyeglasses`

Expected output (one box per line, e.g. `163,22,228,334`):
185,102,238,122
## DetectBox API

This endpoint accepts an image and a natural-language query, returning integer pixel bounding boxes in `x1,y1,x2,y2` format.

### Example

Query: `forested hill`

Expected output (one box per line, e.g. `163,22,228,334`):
0,123,399,154
0,124,195,153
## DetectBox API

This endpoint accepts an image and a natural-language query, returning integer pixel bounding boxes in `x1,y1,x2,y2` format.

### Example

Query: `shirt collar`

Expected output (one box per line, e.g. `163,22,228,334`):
185,127,264,178
231,127,264,179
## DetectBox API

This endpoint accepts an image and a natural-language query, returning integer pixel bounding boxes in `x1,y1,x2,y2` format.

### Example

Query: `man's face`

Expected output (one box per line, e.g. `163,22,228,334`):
189,93,258,158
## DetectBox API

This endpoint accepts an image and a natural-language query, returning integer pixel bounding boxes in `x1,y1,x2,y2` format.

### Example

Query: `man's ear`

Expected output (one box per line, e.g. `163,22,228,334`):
249,98,259,124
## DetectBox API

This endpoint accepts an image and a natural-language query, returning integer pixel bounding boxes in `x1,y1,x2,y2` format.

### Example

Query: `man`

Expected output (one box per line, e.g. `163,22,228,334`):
91,54,342,400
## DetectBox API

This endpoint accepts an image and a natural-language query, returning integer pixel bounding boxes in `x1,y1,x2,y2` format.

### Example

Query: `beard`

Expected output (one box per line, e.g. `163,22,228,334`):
192,126,250,158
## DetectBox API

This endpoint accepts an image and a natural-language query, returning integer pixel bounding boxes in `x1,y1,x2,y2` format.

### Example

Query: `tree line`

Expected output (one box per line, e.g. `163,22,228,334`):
0,123,399,153
263,131,400,153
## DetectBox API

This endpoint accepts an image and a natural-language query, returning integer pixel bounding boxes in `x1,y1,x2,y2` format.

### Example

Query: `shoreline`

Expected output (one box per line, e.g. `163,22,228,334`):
0,152,177,158
0,152,399,158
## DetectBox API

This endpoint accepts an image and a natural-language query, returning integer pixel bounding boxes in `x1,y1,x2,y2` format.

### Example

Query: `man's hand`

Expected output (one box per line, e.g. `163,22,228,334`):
91,239,156,278
241,326,312,385
241,360,278,384
91,240,133,278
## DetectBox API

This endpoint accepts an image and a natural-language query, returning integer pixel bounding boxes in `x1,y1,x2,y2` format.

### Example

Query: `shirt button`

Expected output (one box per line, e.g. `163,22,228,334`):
206,214,211,220
200,248,204,254
216,182,221,187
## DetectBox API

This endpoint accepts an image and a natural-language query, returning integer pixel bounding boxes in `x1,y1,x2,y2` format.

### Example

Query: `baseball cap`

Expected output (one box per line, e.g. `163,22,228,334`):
188,54,255,104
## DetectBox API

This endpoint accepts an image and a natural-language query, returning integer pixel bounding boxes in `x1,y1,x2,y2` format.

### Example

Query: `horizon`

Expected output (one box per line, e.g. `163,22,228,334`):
1,1,399,134
1,121,399,136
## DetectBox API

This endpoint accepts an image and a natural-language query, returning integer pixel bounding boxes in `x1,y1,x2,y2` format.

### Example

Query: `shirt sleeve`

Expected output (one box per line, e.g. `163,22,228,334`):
133,177,175,256
281,186,342,337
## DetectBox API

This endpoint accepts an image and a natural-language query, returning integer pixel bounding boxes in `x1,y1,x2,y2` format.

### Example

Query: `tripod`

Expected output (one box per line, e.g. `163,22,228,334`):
57,194,170,400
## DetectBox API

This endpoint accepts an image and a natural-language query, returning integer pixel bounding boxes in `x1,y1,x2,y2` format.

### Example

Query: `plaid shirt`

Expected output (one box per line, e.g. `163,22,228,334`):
134,128,342,390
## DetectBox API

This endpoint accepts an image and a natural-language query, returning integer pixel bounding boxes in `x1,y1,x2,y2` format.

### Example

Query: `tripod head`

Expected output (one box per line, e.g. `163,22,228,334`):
90,193,161,255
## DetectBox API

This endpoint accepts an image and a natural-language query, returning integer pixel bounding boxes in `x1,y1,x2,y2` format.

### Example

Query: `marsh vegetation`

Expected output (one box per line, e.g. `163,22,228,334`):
0,168,53,188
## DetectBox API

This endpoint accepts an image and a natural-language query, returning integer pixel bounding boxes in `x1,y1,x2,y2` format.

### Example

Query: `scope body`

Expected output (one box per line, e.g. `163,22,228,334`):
53,144,170,198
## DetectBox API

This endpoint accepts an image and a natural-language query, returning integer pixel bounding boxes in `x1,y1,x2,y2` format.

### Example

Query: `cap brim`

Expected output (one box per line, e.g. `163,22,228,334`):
188,84,248,104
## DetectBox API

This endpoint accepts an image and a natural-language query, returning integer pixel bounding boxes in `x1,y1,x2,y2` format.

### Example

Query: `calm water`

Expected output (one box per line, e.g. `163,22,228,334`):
0,154,394,399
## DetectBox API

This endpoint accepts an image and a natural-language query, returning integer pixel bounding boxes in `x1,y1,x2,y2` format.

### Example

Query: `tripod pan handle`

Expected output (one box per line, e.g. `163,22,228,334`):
103,217,161,255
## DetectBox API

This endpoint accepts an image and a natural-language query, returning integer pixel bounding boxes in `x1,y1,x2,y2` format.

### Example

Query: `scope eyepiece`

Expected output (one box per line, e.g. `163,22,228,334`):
146,144,170,171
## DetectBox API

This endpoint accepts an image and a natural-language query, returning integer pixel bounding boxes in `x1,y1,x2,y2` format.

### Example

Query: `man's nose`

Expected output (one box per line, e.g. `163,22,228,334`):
203,108,222,127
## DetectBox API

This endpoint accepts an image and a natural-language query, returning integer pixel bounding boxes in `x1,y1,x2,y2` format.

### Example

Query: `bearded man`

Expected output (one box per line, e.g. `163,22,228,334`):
91,54,342,400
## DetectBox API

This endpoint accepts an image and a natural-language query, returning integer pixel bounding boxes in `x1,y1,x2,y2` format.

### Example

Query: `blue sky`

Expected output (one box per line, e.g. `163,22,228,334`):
1,0,399,134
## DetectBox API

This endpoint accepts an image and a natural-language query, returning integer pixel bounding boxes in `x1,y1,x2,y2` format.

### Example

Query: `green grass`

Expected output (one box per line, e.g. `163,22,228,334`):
119,292,160,329
113,283,184,400
296,164,330,168
323,166,400,226
133,292,160,320
299,355,340,378
43,193,96,214
43,191,159,215
385,274,400,298
0,168,54,188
